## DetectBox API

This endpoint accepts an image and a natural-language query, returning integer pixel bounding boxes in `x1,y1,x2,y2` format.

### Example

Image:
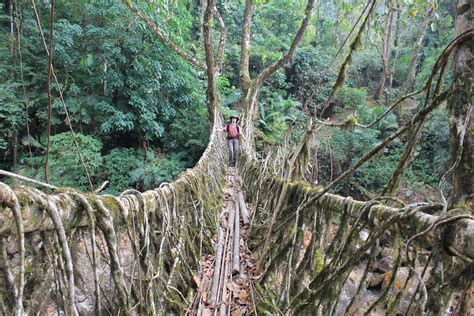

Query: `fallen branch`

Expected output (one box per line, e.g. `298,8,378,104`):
238,192,250,225
232,199,241,275
209,228,224,305
0,169,57,190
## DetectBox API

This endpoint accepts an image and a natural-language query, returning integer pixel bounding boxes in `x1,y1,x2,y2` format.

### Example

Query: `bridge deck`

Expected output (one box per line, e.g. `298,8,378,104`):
189,167,256,315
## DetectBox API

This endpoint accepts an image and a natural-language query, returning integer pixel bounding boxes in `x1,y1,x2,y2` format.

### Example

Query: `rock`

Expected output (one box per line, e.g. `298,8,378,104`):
30,233,43,255
76,294,95,316
382,267,409,290
6,237,17,255
368,273,385,288
359,229,369,242
374,256,395,273
379,246,393,258
335,265,370,315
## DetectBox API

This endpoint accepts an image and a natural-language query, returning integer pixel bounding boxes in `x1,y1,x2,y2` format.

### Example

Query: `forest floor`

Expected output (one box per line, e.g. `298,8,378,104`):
188,167,257,315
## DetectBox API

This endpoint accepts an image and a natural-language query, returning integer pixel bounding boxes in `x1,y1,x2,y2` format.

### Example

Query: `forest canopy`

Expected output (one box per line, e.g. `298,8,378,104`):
0,0,462,201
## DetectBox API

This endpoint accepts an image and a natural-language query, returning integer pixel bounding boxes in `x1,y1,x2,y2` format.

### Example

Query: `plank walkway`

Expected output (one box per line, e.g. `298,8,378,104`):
188,167,257,315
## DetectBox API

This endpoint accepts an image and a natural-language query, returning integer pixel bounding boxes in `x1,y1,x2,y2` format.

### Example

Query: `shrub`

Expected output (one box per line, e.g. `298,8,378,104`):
102,147,142,194
48,132,102,190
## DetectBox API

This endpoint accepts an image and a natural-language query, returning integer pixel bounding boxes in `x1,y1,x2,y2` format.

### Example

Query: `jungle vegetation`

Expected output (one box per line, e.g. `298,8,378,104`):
0,0,465,202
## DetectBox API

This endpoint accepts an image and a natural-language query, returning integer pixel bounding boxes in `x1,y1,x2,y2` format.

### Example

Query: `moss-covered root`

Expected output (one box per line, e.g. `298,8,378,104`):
92,197,131,313
0,238,17,312
0,183,26,315
35,190,78,316
71,192,101,314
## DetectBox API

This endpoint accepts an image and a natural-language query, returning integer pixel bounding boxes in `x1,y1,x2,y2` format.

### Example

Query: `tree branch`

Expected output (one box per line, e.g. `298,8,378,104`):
123,0,206,70
301,91,449,210
203,0,218,124
214,6,227,74
255,0,315,85
0,170,58,190
310,29,474,130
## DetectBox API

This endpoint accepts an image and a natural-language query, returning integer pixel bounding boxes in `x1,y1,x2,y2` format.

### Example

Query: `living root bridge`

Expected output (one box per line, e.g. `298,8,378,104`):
0,114,231,314
239,157,474,314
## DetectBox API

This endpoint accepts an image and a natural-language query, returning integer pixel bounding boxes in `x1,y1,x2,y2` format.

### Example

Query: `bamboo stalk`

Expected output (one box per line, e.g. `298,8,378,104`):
232,199,241,274
219,247,231,316
238,192,250,224
216,211,232,309
209,228,224,305
228,207,236,230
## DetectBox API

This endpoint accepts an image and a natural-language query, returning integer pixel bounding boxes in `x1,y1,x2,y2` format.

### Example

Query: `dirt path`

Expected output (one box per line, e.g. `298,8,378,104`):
188,167,257,315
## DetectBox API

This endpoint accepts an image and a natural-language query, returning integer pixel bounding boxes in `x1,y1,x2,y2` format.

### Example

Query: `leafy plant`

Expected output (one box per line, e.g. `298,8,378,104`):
47,132,102,191
102,147,142,194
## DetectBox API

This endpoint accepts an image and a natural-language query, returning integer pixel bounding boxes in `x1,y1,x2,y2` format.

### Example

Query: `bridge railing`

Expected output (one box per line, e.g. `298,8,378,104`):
0,110,228,314
238,150,474,314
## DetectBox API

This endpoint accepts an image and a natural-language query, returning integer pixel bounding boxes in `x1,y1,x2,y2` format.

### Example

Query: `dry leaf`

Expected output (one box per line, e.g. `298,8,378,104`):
202,308,212,316
239,289,248,302
231,309,243,316
227,282,240,293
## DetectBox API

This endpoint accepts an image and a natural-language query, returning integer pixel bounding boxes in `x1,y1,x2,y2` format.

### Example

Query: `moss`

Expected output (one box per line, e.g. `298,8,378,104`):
314,249,323,273
56,197,71,212
255,283,279,314
99,196,120,212
342,116,358,131
166,291,189,312
451,203,472,213
53,187,81,194
16,193,34,208
24,258,33,278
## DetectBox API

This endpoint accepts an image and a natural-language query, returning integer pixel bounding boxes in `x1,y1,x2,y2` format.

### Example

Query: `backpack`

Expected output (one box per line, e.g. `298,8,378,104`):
226,123,240,139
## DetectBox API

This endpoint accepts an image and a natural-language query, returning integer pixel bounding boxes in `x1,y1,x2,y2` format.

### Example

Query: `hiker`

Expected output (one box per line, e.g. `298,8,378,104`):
220,116,246,167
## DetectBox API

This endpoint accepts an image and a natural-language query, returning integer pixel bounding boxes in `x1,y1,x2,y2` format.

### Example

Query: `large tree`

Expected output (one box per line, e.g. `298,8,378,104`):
124,0,314,140
448,0,473,206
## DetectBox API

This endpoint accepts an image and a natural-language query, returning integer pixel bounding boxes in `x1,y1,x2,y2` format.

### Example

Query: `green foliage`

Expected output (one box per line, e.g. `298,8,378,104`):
258,89,302,144
328,126,399,193
102,148,142,195
287,46,333,106
335,86,368,110
1,0,208,192
409,108,450,185
130,151,187,191
349,49,382,92
162,106,209,164
0,84,24,150
0,0,458,200
47,132,102,190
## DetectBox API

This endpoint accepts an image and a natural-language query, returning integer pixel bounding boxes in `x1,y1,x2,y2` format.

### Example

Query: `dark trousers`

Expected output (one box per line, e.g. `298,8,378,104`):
227,139,239,166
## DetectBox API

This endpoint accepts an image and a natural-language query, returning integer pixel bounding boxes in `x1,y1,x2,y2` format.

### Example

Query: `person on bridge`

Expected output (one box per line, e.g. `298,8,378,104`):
219,115,246,167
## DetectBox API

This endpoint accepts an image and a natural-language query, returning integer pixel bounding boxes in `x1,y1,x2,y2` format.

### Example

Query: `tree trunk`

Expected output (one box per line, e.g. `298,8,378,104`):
8,0,14,35
375,6,394,101
240,0,253,89
383,7,435,195
447,0,473,206
399,8,433,96
387,5,401,93
12,131,18,167
203,0,218,126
